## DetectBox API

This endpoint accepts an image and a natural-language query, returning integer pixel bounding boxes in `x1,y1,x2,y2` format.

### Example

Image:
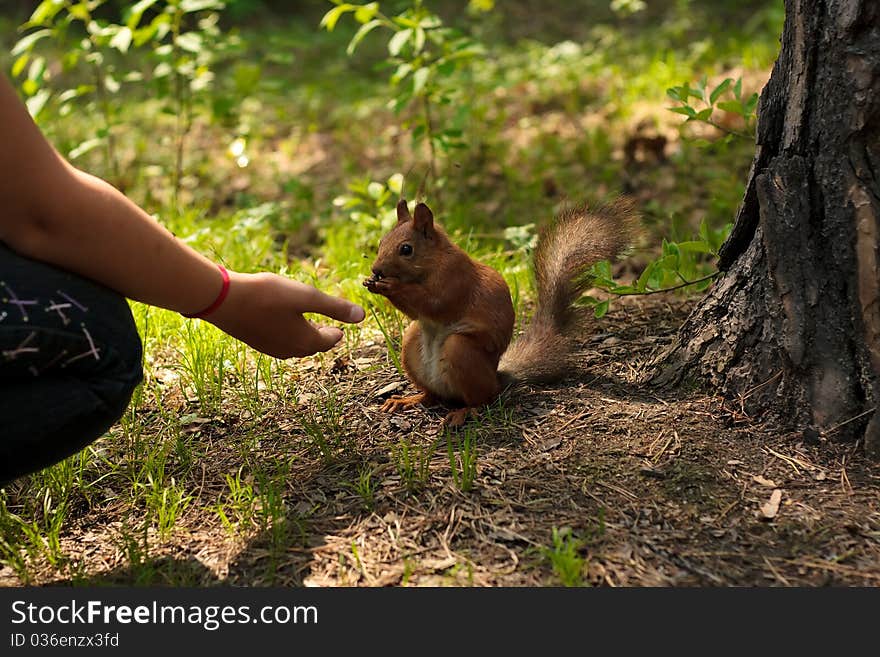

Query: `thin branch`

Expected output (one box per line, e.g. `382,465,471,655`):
822,407,877,437
611,271,720,297
705,118,753,141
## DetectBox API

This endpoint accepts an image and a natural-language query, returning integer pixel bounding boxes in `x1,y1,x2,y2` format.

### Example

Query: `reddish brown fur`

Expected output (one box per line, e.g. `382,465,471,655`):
365,200,513,415
500,197,637,383
364,198,635,421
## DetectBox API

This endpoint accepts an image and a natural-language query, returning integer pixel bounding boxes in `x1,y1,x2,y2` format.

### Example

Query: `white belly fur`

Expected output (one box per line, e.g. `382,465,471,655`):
417,319,468,400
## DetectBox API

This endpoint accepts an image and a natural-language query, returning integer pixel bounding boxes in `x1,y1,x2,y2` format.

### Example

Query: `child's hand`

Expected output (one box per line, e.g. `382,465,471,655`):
207,271,365,358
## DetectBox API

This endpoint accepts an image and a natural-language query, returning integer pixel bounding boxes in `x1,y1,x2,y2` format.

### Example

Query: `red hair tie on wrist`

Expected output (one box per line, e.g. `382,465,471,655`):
182,264,230,319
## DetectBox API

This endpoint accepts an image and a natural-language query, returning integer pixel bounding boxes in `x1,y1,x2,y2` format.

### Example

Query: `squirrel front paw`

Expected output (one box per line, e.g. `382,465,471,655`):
363,275,393,294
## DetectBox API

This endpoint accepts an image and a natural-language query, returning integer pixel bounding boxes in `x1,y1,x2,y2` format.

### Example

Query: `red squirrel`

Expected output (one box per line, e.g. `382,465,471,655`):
363,198,635,426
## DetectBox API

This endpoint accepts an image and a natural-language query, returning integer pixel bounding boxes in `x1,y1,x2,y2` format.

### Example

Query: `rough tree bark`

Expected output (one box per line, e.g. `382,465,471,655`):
651,0,880,454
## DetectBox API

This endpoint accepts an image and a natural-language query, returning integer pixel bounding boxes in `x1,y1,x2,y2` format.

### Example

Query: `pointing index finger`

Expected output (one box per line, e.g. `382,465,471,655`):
300,286,366,324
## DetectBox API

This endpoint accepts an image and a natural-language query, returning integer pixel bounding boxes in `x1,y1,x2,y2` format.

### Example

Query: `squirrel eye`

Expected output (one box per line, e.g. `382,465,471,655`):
399,243,413,256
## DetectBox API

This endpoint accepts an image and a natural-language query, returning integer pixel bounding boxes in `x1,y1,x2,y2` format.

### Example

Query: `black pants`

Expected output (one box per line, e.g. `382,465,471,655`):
0,242,143,485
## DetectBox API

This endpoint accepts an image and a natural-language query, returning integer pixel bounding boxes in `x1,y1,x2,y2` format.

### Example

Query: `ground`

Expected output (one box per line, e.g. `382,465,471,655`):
1,0,877,588
2,295,877,587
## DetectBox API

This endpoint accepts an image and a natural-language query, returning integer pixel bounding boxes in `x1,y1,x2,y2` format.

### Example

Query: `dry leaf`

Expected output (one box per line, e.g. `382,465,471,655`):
759,489,783,519
375,381,406,397
539,436,563,452
753,475,777,488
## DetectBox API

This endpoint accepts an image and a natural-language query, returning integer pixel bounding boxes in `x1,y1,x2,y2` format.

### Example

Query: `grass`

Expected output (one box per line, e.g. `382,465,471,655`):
542,527,588,587
447,428,480,493
0,0,787,586
393,435,435,494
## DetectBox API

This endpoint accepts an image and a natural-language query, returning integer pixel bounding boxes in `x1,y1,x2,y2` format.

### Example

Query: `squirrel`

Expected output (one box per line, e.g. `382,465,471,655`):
363,197,635,427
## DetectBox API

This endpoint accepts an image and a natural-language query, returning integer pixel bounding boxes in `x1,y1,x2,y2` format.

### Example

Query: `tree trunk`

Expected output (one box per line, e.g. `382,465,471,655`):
651,0,880,454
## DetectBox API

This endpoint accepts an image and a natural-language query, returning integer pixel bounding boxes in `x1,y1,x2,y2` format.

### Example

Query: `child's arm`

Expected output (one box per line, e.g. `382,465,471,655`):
0,75,363,358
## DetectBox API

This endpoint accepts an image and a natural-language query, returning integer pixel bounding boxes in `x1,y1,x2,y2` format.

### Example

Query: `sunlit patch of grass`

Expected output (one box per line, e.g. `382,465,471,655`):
0,0,784,586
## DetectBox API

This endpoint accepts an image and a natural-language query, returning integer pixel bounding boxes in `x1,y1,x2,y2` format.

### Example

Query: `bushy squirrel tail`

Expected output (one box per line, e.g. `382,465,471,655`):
499,197,637,385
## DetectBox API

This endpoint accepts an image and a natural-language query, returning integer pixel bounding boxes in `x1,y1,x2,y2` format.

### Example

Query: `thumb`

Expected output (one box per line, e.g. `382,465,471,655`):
312,326,345,352
306,288,366,324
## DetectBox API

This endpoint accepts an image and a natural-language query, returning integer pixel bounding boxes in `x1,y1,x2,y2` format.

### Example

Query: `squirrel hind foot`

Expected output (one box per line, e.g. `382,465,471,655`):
441,407,472,429
380,392,432,414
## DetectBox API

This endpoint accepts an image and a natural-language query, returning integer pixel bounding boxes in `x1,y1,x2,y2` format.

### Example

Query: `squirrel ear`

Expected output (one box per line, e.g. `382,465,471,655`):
396,199,412,224
413,202,434,237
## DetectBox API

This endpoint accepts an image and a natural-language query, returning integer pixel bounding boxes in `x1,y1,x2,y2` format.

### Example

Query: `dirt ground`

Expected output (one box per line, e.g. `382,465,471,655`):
2,295,879,587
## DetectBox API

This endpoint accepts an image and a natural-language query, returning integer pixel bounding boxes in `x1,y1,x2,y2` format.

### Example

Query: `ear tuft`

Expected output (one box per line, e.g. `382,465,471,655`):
396,199,412,224
413,202,434,237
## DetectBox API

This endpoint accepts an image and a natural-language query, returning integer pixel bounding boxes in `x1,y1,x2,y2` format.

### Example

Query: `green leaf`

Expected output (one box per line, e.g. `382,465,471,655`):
350,211,374,223
388,28,412,56
436,59,456,75
367,182,384,199
387,173,404,195
29,0,65,26
25,89,51,119
320,4,355,31
699,217,710,244
57,85,92,103
354,3,379,23
676,240,713,254
68,4,90,21
716,100,742,115
413,27,426,53
11,54,30,78
391,62,412,83
744,93,759,116
26,57,46,84
668,106,696,117
635,261,655,292
11,30,53,56
104,74,120,94
69,137,104,159
694,108,713,121
390,89,412,113
125,0,160,29
468,0,495,12
412,67,429,95
733,77,742,100
393,16,419,29
347,19,381,55
133,23,159,47
22,78,38,97
422,17,442,29
593,300,610,318
654,253,678,272
153,61,172,78
110,26,133,53
709,78,732,104
176,32,203,53
180,0,225,13
718,100,745,116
